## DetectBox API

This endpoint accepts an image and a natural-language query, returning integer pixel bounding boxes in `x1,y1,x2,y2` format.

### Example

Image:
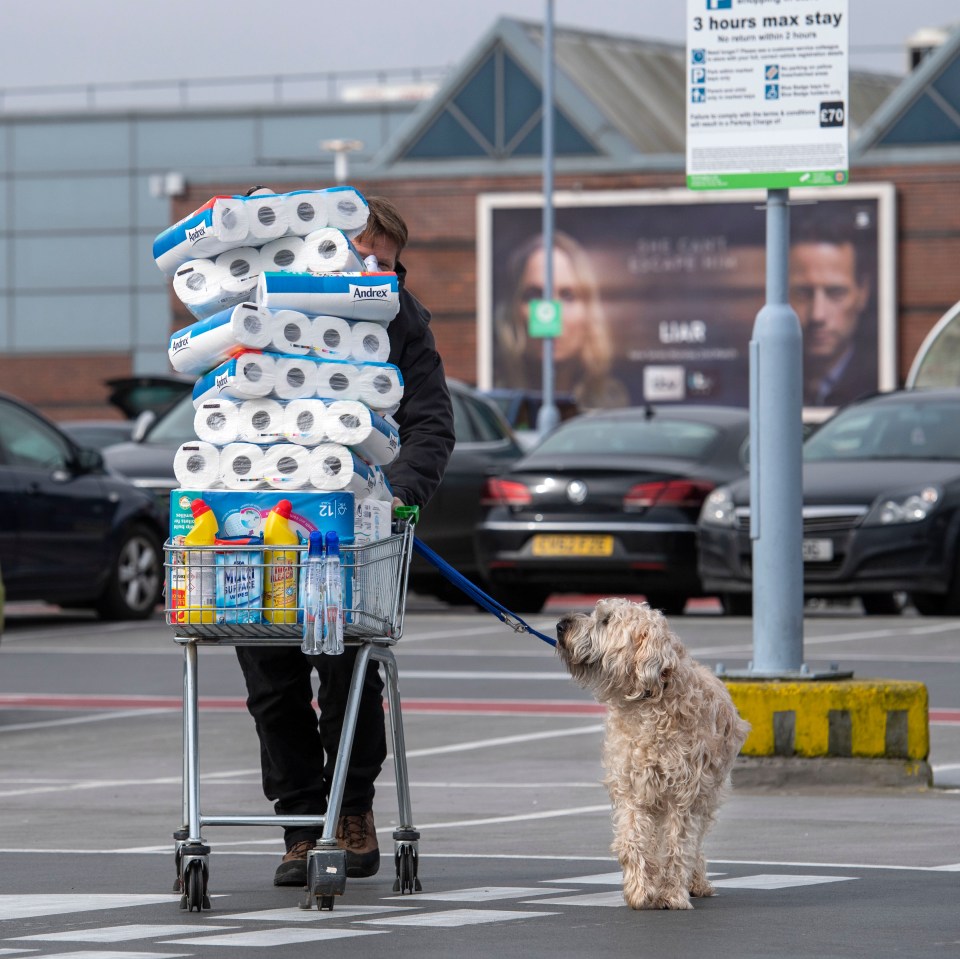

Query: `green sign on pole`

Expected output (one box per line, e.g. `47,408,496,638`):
528,299,563,338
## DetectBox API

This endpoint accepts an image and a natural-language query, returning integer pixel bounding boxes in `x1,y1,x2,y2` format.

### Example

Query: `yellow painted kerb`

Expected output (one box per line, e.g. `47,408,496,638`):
724,679,929,759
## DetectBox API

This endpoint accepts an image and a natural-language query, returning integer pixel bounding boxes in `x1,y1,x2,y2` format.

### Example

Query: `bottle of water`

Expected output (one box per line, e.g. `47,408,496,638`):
322,531,344,655
300,530,325,655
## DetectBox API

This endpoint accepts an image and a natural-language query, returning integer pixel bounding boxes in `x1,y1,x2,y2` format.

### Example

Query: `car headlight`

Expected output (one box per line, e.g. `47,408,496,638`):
699,487,738,528
863,486,941,526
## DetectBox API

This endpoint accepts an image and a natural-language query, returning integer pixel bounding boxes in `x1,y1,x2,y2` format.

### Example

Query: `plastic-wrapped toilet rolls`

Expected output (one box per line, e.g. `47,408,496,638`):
262,444,312,490
259,235,305,271
321,186,370,237
283,191,328,235
174,441,222,489
295,228,364,274
274,356,318,400
355,362,404,412
218,442,266,489
307,443,393,500
194,399,241,446
153,196,250,275
312,315,354,361
314,361,360,401
283,399,329,446
268,310,313,356
172,258,243,320
237,398,286,444
168,302,273,376
215,247,262,295
324,399,400,466
192,353,276,407
243,194,289,242
350,321,391,363
257,271,400,323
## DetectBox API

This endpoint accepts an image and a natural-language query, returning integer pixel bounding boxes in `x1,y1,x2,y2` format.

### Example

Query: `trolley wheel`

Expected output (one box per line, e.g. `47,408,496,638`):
180,859,211,912
319,895,335,911
393,840,422,894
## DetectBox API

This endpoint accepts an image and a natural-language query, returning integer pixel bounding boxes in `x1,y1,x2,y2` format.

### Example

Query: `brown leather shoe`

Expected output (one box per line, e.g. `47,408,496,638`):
336,811,380,878
273,839,316,887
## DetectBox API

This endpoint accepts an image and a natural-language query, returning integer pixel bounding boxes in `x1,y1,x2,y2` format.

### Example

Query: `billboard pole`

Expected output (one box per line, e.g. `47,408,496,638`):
537,0,561,436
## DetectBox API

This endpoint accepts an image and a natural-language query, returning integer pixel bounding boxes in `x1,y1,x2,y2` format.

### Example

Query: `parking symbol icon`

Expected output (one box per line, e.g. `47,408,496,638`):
691,67,706,84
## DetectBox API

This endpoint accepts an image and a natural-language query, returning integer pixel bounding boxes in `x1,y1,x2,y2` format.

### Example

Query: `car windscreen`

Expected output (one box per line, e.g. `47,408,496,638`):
532,417,720,460
146,396,197,444
804,400,960,461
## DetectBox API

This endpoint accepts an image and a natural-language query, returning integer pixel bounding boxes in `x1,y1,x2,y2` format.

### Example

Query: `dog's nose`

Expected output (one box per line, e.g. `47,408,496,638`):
556,617,570,643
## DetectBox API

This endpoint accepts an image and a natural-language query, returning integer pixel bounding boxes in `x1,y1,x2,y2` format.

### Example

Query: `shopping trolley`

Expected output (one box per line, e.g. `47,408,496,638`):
165,518,420,912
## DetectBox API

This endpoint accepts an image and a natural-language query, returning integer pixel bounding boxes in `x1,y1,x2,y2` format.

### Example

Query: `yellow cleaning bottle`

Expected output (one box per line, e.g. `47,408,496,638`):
174,498,218,624
263,498,299,624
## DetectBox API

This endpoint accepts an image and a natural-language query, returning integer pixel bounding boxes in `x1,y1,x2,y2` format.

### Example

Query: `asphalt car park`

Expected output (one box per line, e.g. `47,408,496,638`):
699,388,960,615
476,405,751,613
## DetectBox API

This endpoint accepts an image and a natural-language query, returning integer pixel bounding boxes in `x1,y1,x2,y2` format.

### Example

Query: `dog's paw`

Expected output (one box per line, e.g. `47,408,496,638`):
689,879,715,898
651,891,694,910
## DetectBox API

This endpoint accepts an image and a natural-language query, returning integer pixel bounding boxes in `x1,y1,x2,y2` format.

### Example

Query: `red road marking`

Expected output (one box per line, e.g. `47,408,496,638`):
0,694,957,723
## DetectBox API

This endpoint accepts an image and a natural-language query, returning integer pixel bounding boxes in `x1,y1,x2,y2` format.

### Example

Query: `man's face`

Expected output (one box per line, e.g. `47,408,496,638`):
353,234,400,272
790,241,868,362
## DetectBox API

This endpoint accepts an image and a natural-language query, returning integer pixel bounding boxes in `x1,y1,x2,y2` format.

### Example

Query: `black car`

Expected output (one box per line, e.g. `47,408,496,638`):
475,405,752,614
698,388,960,616
0,392,165,619
102,380,525,604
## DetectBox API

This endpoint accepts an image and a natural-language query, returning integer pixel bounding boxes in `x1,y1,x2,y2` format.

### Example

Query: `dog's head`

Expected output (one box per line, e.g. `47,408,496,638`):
556,598,683,704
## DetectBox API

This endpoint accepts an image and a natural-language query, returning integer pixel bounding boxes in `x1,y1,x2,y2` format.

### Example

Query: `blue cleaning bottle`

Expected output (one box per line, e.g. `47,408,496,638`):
322,531,344,655
301,530,325,655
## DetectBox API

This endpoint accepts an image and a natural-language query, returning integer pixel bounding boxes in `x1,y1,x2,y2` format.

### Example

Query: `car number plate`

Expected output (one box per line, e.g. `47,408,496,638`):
802,538,834,562
531,534,614,557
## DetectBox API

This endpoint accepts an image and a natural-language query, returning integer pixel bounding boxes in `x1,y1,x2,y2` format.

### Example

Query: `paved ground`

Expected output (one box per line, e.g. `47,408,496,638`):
0,596,957,958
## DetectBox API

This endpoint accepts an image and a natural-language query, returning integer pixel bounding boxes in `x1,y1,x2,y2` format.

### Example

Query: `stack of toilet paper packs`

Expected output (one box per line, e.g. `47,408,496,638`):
157,186,401,504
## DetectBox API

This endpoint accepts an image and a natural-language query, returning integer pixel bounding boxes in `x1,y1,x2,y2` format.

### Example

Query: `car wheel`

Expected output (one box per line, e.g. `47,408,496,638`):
489,585,550,615
860,593,905,616
644,593,689,616
721,593,753,616
909,591,948,616
95,523,164,620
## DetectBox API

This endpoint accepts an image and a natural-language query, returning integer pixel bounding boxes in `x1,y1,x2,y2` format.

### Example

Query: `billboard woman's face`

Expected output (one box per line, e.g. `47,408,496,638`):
519,247,589,362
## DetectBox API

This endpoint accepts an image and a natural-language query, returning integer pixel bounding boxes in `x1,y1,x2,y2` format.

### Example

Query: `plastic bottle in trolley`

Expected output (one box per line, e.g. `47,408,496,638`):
174,499,218,624
322,530,344,655
300,530,326,655
263,498,299,624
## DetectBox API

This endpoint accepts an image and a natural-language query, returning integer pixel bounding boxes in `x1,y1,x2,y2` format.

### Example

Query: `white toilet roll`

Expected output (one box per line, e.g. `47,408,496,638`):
268,310,313,356
355,363,404,412
295,228,364,274
215,247,262,295
174,441,222,489
172,258,228,307
218,442,266,489
283,399,329,446
307,443,364,491
193,399,241,446
237,398,286,444
257,271,399,322
314,361,360,401
168,302,274,376
273,356,319,400
153,196,250,275
311,315,353,361
259,235,305,271
243,194,290,241
284,191,328,235
350,321,391,363
322,186,370,237
323,399,400,466
192,353,277,407
262,443,312,490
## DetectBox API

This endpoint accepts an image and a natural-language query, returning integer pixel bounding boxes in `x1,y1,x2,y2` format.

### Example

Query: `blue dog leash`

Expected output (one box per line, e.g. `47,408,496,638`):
412,537,557,648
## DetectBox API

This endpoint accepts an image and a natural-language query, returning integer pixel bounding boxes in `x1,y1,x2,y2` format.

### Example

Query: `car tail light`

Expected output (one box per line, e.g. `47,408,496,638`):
623,479,716,511
481,477,532,507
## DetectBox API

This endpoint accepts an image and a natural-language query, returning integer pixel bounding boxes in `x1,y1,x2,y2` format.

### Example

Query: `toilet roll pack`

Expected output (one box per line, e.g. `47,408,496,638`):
153,186,370,276
168,304,393,377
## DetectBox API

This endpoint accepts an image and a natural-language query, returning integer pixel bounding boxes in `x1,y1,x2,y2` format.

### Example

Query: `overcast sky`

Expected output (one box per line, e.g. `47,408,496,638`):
1,0,957,92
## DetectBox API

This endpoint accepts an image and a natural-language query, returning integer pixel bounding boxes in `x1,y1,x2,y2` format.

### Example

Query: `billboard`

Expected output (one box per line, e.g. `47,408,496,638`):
477,185,896,413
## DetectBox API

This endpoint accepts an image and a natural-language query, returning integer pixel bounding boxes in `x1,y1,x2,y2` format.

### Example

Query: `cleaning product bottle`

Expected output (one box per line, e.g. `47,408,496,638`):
176,499,218,624
322,531,344,655
263,498,299,624
300,530,326,655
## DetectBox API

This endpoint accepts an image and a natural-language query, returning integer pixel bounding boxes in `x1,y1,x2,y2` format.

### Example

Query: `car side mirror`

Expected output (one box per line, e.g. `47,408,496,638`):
132,410,156,442
73,446,105,473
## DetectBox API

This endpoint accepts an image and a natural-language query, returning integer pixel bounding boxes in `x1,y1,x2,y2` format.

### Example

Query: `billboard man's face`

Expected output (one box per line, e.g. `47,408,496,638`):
519,246,589,363
790,242,869,363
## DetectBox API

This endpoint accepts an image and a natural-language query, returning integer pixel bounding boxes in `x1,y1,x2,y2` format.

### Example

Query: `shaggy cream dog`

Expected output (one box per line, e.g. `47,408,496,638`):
556,597,749,910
